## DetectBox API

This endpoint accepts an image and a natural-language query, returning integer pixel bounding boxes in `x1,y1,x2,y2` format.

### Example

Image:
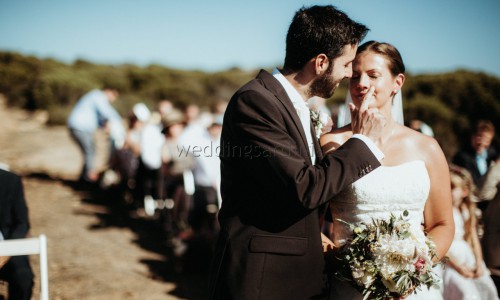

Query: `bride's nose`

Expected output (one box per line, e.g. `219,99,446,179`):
356,74,370,91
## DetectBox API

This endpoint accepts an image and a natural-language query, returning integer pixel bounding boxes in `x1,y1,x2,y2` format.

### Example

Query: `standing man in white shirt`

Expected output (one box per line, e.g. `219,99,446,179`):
67,86,123,183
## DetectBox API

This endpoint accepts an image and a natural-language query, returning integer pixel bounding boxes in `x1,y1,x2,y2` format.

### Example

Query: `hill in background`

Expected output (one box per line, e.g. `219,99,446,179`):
1,51,499,159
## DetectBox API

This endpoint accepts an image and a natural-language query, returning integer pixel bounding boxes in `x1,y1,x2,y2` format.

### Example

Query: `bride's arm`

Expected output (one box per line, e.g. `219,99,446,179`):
320,127,351,154
422,137,455,261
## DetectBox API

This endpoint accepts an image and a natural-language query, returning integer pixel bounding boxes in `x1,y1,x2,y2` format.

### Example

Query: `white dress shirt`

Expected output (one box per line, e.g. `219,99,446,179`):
272,69,316,164
476,150,488,176
140,122,165,170
272,68,384,162
67,89,122,132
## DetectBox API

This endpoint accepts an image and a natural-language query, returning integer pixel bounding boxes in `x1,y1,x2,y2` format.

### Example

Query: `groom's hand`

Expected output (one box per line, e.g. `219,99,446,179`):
350,86,386,144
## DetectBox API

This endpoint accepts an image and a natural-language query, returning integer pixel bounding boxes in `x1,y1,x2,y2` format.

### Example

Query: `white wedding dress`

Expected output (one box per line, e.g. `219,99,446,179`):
329,160,443,300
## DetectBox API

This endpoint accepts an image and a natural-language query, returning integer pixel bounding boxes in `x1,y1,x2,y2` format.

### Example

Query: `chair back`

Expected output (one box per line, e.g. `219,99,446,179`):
0,234,49,300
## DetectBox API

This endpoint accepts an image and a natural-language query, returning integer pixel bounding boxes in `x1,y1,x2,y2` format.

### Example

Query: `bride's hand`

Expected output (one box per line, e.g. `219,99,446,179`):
321,233,339,273
394,286,417,299
473,262,484,278
457,266,475,278
321,232,335,253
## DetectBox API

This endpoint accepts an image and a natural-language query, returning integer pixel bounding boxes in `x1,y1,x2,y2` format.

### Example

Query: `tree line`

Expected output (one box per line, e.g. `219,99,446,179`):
1,51,499,160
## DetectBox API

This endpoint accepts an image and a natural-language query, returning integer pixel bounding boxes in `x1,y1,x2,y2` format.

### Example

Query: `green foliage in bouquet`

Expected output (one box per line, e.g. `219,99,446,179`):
334,211,442,300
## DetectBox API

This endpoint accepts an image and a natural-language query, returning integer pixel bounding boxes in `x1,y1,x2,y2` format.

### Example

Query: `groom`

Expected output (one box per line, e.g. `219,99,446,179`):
209,5,385,299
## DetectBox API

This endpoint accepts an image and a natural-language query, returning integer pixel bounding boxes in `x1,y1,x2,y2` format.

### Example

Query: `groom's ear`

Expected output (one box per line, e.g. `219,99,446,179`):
312,54,330,75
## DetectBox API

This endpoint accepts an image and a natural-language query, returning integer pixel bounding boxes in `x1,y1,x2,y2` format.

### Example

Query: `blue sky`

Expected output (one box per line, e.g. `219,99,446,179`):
1,0,499,77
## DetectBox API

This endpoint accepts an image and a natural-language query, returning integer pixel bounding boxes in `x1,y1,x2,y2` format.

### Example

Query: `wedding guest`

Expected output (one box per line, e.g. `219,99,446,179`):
134,105,165,214
189,116,222,238
409,119,434,137
442,166,498,300
67,86,122,183
209,6,386,299
157,99,174,119
478,159,500,295
0,169,34,300
453,120,497,185
116,103,150,189
160,110,194,236
211,99,228,122
179,103,206,149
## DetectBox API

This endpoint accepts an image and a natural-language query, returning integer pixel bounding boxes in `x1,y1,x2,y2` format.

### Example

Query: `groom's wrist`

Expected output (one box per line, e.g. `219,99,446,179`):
351,134,384,161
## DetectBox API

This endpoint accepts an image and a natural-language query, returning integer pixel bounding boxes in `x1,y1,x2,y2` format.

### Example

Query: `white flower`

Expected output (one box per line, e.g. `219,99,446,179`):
361,273,375,288
310,110,333,138
373,233,416,279
352,268,365,279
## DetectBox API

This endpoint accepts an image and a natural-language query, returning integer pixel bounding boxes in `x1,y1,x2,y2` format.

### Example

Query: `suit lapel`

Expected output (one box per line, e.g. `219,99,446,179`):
256,70,311,161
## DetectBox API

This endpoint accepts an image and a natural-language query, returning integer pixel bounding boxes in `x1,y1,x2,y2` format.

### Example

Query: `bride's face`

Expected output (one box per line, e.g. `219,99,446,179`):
349,51,401,110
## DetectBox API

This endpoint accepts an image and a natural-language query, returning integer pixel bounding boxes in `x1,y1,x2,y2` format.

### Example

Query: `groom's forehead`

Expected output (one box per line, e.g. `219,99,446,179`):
335,44,357,63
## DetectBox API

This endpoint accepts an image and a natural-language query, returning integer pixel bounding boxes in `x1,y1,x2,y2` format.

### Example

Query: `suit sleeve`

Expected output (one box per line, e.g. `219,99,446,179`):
224,89,380,210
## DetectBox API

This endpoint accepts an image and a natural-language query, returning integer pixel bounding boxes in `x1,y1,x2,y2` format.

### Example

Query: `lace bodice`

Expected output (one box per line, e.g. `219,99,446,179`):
330,160,430,246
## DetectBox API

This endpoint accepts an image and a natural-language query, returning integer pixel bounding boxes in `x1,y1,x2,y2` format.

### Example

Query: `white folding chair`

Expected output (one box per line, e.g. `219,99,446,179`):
0,234,49,300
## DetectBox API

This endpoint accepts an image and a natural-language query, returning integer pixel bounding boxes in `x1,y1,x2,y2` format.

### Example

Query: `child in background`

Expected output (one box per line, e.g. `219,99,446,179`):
442,165,498,299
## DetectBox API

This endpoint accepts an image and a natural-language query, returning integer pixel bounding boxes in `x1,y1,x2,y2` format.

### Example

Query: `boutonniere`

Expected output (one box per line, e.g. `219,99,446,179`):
310,109,333,139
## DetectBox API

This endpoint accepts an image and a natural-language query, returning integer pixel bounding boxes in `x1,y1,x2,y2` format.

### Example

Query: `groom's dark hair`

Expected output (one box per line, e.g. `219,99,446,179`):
284,5,368,71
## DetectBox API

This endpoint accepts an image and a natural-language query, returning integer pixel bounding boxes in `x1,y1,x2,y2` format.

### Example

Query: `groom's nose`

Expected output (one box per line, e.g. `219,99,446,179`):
345,66,353,78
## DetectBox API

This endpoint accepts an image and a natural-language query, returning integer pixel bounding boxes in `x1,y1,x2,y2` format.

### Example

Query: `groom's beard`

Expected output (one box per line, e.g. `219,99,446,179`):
309,65,339,99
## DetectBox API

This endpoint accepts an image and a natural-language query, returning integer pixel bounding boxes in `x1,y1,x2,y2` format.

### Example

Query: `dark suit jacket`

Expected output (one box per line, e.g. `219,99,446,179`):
208,70,380,299
452,145,497,185
0,169,30,240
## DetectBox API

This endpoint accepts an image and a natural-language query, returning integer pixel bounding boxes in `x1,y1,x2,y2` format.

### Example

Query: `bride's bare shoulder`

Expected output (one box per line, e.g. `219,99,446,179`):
397,126,445,161
400,126,439,150
320,124,352,154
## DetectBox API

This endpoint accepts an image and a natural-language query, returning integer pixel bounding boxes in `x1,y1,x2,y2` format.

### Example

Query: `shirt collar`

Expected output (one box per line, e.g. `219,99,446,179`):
477,149,488,159
272,68,309,111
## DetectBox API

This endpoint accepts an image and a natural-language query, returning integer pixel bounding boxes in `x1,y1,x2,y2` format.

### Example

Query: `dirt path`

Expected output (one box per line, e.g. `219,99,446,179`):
0,98,209,300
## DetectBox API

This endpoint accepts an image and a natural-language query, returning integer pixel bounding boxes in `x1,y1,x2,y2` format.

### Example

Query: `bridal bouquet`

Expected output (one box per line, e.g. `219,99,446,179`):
333,211,442,300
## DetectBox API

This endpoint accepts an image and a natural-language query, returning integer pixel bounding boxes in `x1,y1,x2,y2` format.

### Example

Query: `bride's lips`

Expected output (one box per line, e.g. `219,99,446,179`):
353,92,376,103
352,92,366,102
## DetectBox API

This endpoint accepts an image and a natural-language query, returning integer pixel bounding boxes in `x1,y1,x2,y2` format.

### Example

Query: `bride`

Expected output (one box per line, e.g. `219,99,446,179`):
320,41,455,299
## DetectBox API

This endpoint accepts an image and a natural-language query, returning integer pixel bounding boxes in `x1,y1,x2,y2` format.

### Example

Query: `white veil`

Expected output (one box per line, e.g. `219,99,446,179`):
337,89,404,127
